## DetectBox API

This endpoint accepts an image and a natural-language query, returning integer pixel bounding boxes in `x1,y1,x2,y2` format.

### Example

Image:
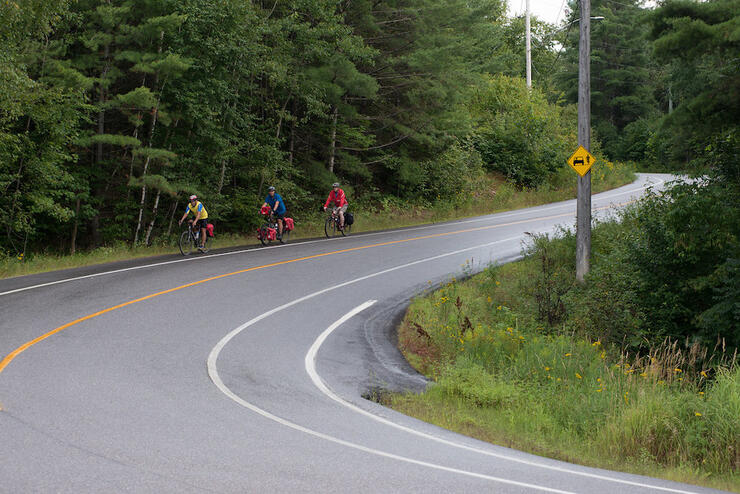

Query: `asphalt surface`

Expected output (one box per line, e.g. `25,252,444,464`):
0,173,727,494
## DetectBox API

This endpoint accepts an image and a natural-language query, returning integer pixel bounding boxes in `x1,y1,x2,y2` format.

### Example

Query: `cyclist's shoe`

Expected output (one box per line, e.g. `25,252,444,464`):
277,233,283,240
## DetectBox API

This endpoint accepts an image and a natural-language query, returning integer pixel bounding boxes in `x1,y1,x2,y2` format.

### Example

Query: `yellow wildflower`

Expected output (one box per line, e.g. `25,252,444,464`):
596,388,603,393
576,373,582,379
487,296,492,303
545,367,551,371
495,281,501,286
674,368,682,373
592,341,601,347
698,391,705,396
565,353,572,357
640,372,647,378
497,306,502,310
700,371,708,378
695,412,702,417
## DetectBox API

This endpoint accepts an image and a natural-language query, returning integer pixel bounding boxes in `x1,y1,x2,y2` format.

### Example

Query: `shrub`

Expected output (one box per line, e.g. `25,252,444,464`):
469,75,574,188
436,357,519,408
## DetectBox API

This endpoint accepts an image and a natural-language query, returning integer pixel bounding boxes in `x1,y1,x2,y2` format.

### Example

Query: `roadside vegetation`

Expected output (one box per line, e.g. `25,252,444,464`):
388,178,740,491
3,0,735,275
0,163,634,279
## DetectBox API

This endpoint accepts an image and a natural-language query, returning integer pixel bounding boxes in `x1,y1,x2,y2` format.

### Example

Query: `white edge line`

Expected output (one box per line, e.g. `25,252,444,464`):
0,175,665,298
207,227,694,494
206,237,582,492
208,298,573,493
305,305,702,494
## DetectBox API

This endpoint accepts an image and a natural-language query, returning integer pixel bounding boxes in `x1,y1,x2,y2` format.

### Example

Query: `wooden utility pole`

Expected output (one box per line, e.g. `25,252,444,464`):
525,0,532,88
576,0,591,282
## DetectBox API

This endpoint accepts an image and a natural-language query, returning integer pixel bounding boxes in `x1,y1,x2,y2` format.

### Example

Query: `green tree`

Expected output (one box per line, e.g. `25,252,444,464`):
558,0,658,160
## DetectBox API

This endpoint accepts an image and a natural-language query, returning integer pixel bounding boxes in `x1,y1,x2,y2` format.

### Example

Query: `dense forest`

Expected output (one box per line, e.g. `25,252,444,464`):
0,0,737,257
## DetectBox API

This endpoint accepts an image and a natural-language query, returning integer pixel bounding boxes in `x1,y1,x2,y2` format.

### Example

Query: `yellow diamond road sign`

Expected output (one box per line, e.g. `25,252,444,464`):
567,145,596,177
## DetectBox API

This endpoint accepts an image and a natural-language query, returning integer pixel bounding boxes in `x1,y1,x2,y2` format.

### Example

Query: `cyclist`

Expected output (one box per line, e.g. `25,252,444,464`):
262,186,286,239
178,194,208,250
323,182,348,229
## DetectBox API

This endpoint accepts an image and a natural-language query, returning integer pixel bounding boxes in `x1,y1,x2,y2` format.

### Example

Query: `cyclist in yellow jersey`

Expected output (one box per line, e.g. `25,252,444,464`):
178,194,208,249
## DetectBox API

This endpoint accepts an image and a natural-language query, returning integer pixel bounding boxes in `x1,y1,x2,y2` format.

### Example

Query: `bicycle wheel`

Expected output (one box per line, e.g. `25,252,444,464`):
341,222,351,236
279,228,289,244
324,216,337,238
259,224,271,246
179,231,195,256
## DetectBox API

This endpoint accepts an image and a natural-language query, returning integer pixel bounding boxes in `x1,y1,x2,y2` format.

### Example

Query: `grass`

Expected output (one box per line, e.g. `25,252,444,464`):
0,161,635,279
387,243,739,492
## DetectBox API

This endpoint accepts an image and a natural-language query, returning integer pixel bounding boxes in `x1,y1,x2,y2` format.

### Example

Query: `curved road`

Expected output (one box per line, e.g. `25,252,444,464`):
0,174,724,493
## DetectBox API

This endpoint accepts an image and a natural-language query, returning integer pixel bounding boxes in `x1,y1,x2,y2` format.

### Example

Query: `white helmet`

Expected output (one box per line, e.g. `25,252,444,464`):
189,194,197,200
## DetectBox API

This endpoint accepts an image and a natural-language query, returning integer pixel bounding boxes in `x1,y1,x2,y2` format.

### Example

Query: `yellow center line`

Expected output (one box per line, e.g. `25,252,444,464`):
0,202,629,376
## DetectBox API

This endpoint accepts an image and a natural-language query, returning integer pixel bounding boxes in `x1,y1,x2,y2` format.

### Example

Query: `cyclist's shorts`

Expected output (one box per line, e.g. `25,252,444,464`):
274,212,286,220
333,205,349,214
194,218,209,230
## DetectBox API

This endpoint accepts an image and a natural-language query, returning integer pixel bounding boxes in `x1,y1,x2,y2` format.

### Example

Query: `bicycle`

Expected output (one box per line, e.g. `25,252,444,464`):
324,209,352,238
179,221,211,255
257,206,292,246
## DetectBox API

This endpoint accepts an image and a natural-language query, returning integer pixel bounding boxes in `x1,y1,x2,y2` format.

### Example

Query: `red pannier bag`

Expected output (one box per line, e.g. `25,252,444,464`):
267,228,277,241
206,223,215,237
260,205,271,215
284,217,294,231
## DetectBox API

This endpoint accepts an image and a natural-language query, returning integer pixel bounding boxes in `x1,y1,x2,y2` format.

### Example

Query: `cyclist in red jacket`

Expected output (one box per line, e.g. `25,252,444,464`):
323,182,348,229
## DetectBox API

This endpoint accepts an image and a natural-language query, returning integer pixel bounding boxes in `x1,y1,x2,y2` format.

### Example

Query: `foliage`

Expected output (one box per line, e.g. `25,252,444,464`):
557,0,658,161
469,75,575,187
3,0,561,257
394,255,739,486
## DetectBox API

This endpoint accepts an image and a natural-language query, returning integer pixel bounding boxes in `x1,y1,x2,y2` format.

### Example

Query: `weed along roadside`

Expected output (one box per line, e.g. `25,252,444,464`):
384,219,740,492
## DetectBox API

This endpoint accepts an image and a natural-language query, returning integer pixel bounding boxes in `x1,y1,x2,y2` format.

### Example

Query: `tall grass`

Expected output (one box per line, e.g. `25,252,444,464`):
392,259,739,491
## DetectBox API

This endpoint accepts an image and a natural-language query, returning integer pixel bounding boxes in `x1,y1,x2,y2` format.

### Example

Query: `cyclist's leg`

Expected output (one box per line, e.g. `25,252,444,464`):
338,205,347,228
332,207,339,227
199,220,207,247
277,215,284,236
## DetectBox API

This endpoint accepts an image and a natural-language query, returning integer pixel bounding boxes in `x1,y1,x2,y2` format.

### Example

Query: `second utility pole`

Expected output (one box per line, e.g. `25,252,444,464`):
525,0,531,87
576,0,591,282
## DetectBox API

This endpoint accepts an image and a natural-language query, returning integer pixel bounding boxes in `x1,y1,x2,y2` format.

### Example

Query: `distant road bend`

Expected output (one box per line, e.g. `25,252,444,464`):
0,174,726,493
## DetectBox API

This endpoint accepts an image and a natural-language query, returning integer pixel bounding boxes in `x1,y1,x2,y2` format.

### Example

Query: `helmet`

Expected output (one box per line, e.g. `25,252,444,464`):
189,194,197,200
332,182,340,187
268,186,276,192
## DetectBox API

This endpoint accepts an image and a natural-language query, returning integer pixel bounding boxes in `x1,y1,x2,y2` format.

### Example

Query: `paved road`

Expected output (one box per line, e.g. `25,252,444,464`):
0,174,725,493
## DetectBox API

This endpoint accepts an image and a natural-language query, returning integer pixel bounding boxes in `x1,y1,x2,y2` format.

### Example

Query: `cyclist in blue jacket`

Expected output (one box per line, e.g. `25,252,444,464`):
261,186,287,239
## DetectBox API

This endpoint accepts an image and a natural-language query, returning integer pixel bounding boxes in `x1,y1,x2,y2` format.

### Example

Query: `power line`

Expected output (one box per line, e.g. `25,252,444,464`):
555,0,568,24
544,19,577,77
599,0,642,9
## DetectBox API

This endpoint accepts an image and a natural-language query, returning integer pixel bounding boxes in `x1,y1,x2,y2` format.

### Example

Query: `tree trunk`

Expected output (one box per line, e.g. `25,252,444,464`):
288,120,296,167
166,200,178,237
328,105,338,173
144,188,160,245
70,197,81,254
288,99,297,166
90,42,111,246
133,32,165,245
218,159,227,194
